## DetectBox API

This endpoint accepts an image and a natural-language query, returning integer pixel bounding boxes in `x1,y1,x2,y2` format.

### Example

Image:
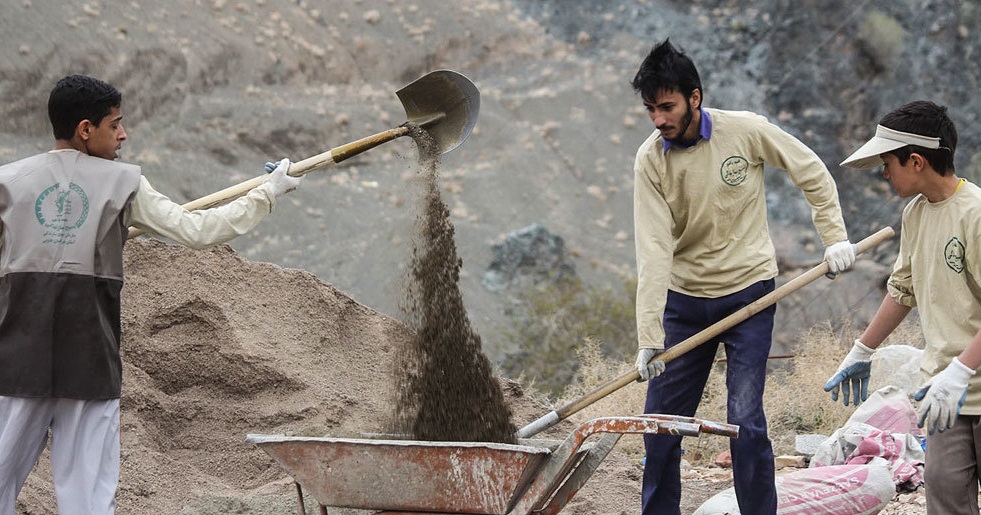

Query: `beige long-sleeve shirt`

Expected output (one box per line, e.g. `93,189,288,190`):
0,152,278,256
887,180,981,413
634,108,848,349
124,174,276,249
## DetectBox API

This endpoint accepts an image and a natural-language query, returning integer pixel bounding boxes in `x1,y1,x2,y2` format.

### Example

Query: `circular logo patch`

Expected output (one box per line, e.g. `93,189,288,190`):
945,237,965,273
35,182,90,230
720,156,749,186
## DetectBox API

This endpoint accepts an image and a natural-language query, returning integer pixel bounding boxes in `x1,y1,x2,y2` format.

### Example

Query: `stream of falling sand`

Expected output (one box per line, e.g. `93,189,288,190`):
390,122,517,444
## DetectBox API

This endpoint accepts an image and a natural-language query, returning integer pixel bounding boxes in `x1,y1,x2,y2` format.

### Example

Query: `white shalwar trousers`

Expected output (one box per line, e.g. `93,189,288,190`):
0,396,120,515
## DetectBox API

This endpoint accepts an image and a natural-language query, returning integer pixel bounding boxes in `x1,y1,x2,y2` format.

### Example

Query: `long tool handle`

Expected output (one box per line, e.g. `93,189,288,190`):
515,226,896,438
127,126,410,239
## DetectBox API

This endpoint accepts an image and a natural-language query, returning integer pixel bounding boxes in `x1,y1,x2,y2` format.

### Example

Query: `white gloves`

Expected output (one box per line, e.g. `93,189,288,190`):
824,240,856,275
914,357,975,434
263,158,302,197
636,348,666,381
824,340,874,406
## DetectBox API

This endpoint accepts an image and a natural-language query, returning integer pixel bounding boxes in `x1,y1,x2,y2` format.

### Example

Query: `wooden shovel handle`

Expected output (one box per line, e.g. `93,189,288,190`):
554,226,896,422
127,127,409,239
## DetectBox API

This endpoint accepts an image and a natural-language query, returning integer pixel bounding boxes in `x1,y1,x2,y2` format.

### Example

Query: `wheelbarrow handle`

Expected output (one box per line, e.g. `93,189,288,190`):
512,414,738,515
516,226,895,439
563,415,739,440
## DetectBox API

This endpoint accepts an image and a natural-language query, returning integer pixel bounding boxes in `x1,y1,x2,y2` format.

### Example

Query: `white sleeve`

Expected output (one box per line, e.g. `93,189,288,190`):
124,176,276,249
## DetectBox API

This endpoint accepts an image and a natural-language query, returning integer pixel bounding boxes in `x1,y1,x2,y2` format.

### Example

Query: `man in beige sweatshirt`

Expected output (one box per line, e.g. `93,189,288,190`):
632,39,854,515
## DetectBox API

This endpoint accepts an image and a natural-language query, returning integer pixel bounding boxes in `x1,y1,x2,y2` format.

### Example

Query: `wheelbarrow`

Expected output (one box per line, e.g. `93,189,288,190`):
246,414,738,514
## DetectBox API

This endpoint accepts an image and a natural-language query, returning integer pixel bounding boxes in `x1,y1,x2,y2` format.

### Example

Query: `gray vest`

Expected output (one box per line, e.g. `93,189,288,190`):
0,150,141,399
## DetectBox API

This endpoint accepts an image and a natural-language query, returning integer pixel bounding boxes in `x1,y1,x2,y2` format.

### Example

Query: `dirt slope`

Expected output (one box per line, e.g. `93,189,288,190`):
1,0,931,362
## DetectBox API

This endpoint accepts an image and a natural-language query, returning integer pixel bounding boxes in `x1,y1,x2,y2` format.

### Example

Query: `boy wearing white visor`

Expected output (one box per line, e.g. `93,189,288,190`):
824,100,981,514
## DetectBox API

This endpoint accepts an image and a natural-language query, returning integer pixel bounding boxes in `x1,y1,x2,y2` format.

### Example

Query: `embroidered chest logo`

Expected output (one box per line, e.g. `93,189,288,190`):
720,156,749,186
945,237,965,273
35,182,90,245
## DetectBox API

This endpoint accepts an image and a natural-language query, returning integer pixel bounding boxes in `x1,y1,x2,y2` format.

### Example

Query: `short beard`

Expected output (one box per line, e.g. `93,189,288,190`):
664,103,695,144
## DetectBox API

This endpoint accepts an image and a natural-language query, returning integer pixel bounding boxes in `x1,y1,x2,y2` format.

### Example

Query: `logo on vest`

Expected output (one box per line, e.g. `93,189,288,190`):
35,182,90,245
720,156,749,186
945,237,965,273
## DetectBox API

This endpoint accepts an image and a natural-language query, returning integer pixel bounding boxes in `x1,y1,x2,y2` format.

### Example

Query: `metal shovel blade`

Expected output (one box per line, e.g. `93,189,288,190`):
396,69,480,155
126,70,481,240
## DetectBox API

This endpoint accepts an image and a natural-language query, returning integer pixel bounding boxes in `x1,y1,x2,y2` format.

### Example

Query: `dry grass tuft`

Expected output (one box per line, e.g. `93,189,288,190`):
555,321,912,465
557,337,652,460
759,323,856,458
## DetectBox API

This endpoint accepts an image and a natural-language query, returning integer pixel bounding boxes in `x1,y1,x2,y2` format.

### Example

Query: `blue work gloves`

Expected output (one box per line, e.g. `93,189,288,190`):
914,357,975,434
824,339,875,406
636,348,666,381
263,158,303,197
824,240,857,276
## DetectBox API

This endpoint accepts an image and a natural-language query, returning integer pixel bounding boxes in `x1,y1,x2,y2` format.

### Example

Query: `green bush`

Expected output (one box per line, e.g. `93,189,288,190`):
858,10,905,74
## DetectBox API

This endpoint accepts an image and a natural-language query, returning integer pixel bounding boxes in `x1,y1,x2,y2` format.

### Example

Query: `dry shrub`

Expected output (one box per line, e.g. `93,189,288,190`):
687,323,865,463
876,309,926,350
555,320,914,465
556,337,652,460
761,323,857,457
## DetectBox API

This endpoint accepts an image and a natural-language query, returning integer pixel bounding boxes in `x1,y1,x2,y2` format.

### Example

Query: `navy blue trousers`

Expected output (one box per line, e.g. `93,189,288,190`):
642,280,777,515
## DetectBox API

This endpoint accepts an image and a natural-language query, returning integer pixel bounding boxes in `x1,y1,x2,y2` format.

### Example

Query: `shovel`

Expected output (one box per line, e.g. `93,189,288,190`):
516,227,896,439
128,69,479,239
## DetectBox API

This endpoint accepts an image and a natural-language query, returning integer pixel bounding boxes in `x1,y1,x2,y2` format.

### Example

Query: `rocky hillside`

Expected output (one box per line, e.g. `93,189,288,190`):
3,0,980,363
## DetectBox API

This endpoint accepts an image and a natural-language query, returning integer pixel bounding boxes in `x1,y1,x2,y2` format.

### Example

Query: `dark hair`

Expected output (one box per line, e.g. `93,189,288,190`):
879,101,957,176
47,75,122,140
631,38,703,103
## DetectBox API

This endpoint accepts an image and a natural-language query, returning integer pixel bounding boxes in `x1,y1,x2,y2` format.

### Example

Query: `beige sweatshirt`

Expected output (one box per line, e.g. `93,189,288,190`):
887,180,981,413
634,108,848,349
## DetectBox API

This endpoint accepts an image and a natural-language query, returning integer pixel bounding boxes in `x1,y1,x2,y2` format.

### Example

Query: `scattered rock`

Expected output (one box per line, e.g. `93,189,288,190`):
482,223,576,293
794,433,828,458
713,450,732,468
774,455,807,469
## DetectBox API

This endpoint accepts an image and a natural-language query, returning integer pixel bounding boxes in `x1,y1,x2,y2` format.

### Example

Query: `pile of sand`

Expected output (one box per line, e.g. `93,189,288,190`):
15,238,669,514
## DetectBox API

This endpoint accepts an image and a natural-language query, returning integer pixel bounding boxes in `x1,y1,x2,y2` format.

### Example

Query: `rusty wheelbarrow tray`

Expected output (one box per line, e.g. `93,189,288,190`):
246,414,737,514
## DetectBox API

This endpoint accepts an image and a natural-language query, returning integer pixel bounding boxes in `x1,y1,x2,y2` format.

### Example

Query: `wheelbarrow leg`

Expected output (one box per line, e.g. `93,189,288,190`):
295,482,306,515
537,433,622,515
294,481,329,515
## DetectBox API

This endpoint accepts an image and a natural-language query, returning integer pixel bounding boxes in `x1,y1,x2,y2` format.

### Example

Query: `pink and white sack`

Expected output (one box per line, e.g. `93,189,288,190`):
693,463,895,515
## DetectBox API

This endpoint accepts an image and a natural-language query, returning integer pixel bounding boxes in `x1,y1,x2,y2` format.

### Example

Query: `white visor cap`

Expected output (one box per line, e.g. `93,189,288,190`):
840,125,941,169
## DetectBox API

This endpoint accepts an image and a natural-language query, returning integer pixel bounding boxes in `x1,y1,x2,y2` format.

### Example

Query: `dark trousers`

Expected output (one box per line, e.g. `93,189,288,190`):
924,415,981,515
642,280,777,515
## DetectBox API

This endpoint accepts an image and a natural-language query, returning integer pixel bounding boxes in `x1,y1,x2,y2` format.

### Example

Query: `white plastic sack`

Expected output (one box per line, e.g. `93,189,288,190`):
693,464,895,515
870,345,923,397
693,488,739,515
